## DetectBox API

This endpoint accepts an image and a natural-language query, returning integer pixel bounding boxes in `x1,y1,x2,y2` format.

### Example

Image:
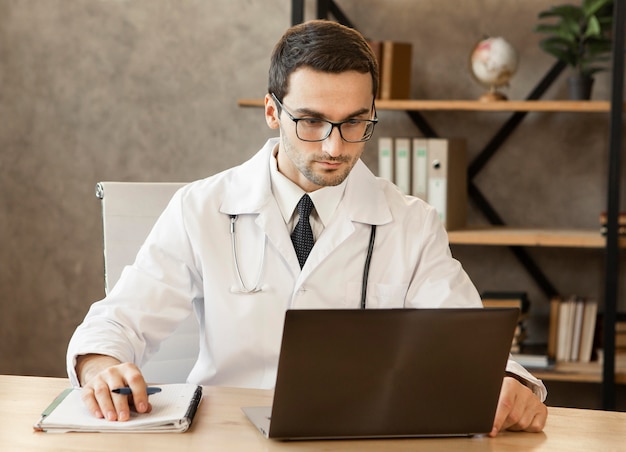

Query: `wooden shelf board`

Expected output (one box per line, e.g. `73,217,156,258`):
238,98,625,113
375,100,618,112
446,227,624,248
532,362,626,385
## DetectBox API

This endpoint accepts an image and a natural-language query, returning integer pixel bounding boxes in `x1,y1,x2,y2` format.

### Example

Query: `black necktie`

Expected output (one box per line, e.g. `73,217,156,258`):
291,194,315,268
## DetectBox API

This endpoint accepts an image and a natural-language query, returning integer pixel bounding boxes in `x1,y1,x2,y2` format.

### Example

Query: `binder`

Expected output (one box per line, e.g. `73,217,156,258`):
426,138,467,230
378,137,394,182
394,137,411,194
411,138,428,200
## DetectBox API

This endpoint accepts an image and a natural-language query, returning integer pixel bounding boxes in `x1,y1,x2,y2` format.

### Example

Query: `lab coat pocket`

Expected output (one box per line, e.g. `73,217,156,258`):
346,282,409,309
369,283,410,309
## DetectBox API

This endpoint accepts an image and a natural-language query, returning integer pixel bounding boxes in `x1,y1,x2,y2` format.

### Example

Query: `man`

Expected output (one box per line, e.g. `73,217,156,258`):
68,20,547,436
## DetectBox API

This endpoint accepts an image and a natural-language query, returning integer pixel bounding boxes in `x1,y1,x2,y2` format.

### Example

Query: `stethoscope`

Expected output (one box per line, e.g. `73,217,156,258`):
229,214,377,309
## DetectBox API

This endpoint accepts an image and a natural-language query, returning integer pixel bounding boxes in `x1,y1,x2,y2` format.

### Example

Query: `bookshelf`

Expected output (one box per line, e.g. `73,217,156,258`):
249,0,625,407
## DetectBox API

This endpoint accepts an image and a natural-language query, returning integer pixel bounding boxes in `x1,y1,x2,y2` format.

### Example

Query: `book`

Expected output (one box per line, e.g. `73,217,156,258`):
380,41,412,99
509,324,527,354
569,297,585,361
481,291,530,314
481,291,529,354
617,330,626,348
511,353,553,369
599,211,626,225
599,211,626,235
556,296,576,362
547,296,561,360
411,137,428,200
378,137,394,181
34,384,202,433
394,137,411,194
578,298,598,363
600,225,626,235
426,138,467,230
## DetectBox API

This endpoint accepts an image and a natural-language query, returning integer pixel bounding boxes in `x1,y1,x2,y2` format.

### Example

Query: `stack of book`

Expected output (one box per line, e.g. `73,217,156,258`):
481,291,529,355
548,295,598,364
367,41,412,100
377,137,467,230
599,211,626,235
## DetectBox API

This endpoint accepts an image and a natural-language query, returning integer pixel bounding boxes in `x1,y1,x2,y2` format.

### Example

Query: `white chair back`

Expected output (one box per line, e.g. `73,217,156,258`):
96,181,199,384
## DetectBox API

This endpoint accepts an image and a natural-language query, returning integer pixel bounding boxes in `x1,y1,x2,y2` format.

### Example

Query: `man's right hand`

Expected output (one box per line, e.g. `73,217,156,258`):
75,354,152,422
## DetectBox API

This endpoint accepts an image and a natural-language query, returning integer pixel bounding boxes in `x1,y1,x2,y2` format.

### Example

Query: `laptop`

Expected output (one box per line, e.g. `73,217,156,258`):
242,307,519,440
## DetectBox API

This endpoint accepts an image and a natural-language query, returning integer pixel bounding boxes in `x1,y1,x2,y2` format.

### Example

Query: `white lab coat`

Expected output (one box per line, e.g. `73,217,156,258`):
67,138,546,400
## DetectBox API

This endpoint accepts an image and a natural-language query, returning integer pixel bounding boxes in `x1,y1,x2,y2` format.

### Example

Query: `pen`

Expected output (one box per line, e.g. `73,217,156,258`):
111,386,162,395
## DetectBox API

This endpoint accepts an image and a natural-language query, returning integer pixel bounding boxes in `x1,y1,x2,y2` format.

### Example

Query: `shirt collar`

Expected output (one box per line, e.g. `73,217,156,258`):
269,145,347,226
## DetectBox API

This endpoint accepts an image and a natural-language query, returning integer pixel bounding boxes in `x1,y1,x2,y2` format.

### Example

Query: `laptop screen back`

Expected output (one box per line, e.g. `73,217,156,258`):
268,308,518,439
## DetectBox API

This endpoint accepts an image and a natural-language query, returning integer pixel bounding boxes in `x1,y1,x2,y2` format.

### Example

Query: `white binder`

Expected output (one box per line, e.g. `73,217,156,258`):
394,137,411,194
426,138,467,230
411,137,428,201
378,137,394,182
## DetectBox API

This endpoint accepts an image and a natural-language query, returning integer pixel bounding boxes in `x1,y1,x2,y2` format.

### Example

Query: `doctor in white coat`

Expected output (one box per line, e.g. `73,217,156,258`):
67,20,548,436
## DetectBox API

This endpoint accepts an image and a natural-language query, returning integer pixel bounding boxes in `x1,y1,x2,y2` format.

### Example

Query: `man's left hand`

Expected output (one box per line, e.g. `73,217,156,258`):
490,376,548,437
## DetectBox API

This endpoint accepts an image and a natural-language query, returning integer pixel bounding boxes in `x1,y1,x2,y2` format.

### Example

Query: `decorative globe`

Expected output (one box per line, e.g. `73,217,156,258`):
470,37,518,101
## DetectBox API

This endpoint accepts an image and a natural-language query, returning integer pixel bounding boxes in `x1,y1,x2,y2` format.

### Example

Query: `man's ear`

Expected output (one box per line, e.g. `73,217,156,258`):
265,94,280,130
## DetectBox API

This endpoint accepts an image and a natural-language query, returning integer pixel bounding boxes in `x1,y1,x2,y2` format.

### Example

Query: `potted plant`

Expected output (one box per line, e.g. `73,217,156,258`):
534,0,613,100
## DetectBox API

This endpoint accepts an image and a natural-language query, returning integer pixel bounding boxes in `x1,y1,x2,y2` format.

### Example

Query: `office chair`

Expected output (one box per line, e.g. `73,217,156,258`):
96,181,200,384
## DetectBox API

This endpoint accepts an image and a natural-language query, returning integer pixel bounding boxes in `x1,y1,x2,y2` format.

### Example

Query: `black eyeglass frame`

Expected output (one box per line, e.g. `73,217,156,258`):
271,93,378,143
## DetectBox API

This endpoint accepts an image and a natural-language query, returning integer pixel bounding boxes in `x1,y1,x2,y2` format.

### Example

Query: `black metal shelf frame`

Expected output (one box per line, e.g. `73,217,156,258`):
291,0,624,410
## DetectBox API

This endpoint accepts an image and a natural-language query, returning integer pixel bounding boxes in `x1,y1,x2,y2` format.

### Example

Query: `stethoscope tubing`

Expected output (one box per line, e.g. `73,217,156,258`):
229,215,376,307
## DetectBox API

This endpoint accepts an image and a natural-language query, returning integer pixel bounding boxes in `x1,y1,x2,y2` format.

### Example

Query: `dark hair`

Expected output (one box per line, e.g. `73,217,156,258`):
268,20,379,102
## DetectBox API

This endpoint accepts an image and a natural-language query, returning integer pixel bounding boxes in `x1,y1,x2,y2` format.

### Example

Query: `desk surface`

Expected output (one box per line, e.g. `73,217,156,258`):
2,374,625,451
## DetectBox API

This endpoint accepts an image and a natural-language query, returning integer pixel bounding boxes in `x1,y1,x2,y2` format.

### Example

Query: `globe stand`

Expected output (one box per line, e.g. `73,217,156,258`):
479,86,508,102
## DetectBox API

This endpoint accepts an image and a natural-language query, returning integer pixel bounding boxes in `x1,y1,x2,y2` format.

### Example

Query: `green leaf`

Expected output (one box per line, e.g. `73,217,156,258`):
538,5,584,20
584,16,602,38
582,0,613,17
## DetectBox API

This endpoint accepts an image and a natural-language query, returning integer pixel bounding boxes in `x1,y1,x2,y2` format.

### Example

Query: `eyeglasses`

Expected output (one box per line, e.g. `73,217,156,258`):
271,93,378,143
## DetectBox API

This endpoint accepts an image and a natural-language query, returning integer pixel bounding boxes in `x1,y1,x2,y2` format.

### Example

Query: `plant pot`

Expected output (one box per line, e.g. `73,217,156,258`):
568,75,594,100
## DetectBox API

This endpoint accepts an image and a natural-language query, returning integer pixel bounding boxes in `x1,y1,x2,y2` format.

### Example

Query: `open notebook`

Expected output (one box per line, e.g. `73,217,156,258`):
34,384,202,433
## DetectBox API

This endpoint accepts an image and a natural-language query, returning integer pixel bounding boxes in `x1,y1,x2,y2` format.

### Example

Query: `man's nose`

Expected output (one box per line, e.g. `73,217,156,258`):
321,125,344,157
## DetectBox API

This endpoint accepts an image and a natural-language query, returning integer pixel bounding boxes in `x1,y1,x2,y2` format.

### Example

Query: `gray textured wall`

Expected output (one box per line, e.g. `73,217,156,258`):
1,0,624,392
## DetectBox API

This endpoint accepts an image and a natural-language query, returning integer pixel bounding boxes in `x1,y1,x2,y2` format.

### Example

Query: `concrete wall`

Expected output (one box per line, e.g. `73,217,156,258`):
1,0,624,406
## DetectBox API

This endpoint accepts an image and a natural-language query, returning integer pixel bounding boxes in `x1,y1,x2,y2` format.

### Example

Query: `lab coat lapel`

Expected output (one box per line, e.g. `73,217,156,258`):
220,138,302,275
220,139,277,215
298,160,392,280
342,159,392,226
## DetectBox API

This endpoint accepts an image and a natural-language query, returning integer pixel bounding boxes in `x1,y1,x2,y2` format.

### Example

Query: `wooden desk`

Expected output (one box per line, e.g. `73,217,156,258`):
2,375,625,451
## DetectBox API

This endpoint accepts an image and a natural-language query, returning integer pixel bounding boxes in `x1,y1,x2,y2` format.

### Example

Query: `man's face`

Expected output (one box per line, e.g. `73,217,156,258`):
265,67,375,192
